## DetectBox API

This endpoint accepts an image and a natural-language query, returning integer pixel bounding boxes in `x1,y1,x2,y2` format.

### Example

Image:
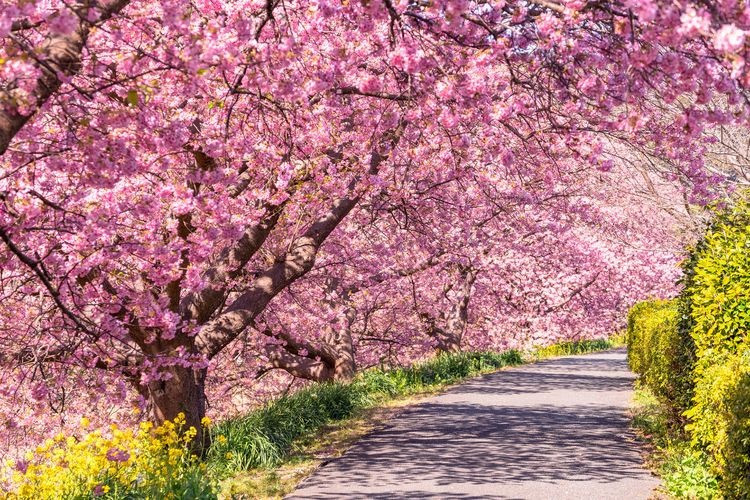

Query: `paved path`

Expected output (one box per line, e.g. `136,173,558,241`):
289,349,659,499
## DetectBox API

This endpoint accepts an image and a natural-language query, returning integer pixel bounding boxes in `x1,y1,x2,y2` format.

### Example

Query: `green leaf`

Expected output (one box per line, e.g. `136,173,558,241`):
126,90,139,107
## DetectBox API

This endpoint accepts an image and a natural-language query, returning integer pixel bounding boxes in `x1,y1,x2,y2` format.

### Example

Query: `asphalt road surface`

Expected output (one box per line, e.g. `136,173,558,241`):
289,348,659,499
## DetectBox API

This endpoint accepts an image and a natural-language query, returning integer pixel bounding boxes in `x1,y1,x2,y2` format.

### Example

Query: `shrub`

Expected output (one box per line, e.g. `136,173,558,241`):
682,197,750,497
533,337,623,359
631,386,719,499
626,299,694,420
686,351,750,498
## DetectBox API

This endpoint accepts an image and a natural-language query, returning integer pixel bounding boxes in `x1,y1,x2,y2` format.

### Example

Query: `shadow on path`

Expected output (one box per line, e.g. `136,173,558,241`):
289,349,658,499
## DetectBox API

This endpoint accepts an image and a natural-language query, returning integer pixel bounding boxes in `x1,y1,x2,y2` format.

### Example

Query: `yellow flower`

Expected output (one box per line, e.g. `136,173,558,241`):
200,416,212,427
4,413,205,498
216,435,227,445
80,417,91,429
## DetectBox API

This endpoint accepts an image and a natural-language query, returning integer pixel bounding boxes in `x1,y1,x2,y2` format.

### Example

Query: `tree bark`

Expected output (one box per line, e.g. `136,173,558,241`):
262,309,357,383
133,331,210,450
421,266,477,354
330,312,356,381
144,365,208,450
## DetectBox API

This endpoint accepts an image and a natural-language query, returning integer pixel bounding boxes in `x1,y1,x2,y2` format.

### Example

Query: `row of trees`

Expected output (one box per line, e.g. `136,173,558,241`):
0,0,748,450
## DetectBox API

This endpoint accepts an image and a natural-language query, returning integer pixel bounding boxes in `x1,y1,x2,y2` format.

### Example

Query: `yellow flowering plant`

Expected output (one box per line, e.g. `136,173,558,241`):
1,414,215,499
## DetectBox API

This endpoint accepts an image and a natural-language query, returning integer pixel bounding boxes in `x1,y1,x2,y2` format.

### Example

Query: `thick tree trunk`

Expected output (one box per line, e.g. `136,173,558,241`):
264,344,356,382
332,356,355,381
327,307,356,381
331,337,355,381
134,332,209,451
434,332,462,353
144,365,208,450
265,345,335,381
422,266,477,354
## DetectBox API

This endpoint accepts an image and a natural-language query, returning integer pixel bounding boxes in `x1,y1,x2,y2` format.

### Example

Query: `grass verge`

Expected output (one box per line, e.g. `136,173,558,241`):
530,334,625,359
630,385,719,499
209,337,624,498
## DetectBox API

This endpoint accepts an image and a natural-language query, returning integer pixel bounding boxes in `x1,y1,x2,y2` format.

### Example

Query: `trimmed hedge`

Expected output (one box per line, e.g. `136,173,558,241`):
628,196,750,498
682,198,750,498
626,299,693,421
532,337,624,359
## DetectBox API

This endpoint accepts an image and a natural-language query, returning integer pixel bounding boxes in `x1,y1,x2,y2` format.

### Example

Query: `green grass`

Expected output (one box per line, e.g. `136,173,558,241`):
529,334,625,359
630,385,720,499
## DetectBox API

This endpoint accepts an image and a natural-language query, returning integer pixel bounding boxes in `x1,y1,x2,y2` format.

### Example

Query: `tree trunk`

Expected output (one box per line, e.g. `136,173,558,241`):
264,345,356,382
434,332,462,353
142,365,208,451
331,340,355,381
329,307,356,381
422,266,477,354
264,345,335,381
263,309,356,383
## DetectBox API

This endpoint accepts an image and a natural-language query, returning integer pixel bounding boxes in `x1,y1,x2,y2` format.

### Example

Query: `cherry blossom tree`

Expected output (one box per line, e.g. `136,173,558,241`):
0,0,743,448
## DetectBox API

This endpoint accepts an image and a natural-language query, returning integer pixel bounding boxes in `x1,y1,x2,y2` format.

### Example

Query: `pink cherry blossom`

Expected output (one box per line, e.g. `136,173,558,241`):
715,24,746,53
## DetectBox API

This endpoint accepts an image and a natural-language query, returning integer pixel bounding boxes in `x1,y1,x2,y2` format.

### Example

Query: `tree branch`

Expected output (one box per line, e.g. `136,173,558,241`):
195,119,407,357
0,0,131,155
0,226,96,336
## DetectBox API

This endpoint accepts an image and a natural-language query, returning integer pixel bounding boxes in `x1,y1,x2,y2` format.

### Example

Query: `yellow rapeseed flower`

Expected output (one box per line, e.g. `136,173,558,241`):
3,414,204,499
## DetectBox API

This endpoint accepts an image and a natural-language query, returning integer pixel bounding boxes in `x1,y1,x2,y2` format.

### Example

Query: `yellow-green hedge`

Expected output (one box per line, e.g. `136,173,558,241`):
626,298,693,421
686,350,750,499
682,197,750,498
628,196,750,497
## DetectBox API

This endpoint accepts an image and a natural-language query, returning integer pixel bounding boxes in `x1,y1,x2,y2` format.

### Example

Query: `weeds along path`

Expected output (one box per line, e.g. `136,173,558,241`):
288,349,658,499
